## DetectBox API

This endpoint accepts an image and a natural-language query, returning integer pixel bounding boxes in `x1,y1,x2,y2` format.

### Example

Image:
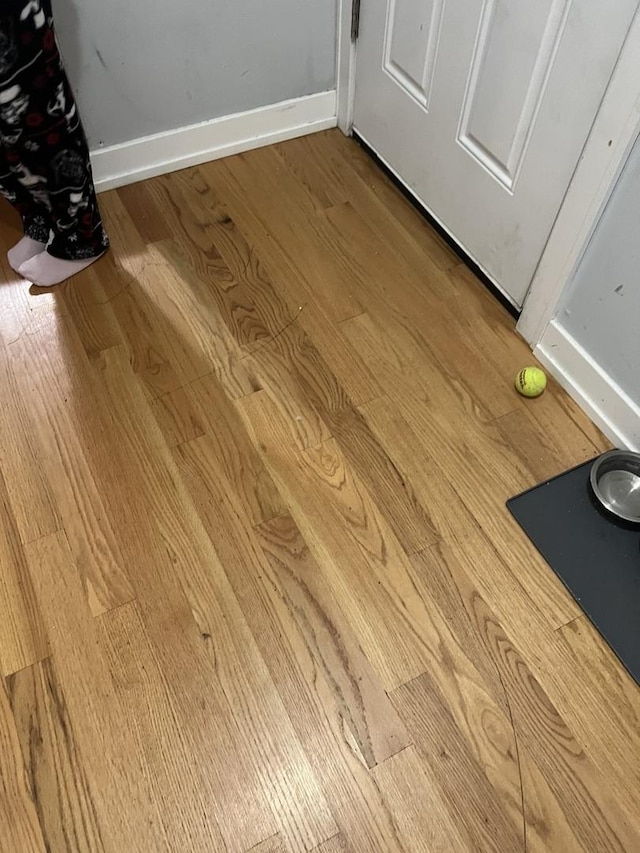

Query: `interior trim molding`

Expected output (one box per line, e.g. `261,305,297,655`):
535,319,640,451
91,91,338,192
518,7,640,345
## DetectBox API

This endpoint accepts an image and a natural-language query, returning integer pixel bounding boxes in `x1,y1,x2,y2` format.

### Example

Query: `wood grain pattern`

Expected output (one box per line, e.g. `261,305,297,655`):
312,835,351,853
184,371,286,524
0,680,46,852
151,174,295,354
0,346,61,545
7,658,104,853
7,320,135,617
370,747,470,852
255,514,411,768
406,545,589,853
408,541,640,851
0,469,49,676
98,600,228,851
207,149,365,325
247,836,287,853
392,673,523,853
186,161,380,406
90,344,329,852
244,316,337,450
0,129,637,851
174,431,413,848
23,531,169,852
303,131,460,272
237,392,442,690
150,384,207,449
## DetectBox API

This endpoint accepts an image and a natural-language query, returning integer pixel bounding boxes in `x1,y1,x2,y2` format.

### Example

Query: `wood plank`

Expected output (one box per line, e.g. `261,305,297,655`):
468,613,638,852
412,534,569,663
23,530,169,852
244,314,338,450
207,148,365,325
0,254,63,350
255,514,411,768
143,172,250,285
7,659,105,853
0,679,46,853
117,180,173,244
247,834,287,853
95,191,151,287
556,616,640,738
174,434,411,849
408,544,588,853
103,281,185,399
407,540,640,852
0,468,49,676
194,158,380,406
8,321,135,617
277,132,460,272
12,319,277,849
150,385,207,449
152,173,296,353
58,267,123,360
237,390,442,690
547,616,640,815
323,132,461,271
356,394,475,544
107,243,257,401
391,673,523,853
93,345,337,852
150,163,380,407
69,346,278,852
184,372,286,524
321,404,439,554
445,264,609,454
274,134,351,210
359,356,582,628
494,407,600,484
325,200,518,423
312,835,351,852
0,346,61,545
295,303,381,408
415,537,640,828
370,747,471,852
98,600,228,851
0,129,637,850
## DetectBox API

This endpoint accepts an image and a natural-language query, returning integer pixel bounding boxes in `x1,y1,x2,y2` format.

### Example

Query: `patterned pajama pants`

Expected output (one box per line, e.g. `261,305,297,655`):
0,0,108,260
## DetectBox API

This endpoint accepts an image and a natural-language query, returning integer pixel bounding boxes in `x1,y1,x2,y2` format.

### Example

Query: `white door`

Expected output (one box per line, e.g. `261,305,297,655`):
353,0,639,307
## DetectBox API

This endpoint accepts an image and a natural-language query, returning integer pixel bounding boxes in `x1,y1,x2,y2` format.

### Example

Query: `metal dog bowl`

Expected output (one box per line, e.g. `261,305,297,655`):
590,450,640,525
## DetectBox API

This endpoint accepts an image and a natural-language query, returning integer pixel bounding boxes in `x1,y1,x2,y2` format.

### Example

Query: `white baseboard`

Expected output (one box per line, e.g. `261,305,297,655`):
91,90,337,192
535,319,640,451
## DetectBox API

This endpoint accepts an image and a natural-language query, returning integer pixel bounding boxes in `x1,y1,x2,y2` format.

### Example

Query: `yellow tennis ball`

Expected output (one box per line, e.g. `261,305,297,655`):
515,366,547,398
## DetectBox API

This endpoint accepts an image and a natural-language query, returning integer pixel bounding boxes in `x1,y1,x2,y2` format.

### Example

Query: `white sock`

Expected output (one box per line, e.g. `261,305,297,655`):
7,236,47,273
19,250,106,287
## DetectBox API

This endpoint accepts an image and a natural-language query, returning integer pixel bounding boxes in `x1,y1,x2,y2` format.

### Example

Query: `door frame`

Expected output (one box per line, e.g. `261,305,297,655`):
336,1,640,346
336,0,358,133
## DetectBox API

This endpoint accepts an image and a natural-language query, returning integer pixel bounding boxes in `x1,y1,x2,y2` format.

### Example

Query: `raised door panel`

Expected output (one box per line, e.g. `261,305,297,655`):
384,0,446,108
458,0,573,189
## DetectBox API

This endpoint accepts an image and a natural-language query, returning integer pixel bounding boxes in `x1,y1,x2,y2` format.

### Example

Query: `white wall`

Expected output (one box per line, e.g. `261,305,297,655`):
536,131,640,450
557,133,640,399
52,0,337,148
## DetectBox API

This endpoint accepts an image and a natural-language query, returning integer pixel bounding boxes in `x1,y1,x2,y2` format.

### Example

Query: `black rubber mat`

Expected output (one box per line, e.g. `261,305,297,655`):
507,459,640,685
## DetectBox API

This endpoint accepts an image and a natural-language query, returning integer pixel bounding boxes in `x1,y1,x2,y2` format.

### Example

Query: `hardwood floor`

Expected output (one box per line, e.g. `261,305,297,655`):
0,129,638,852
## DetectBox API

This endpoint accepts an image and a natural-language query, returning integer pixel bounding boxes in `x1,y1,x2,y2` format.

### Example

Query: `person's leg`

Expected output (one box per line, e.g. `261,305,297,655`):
0,0,108,285
0,160,51,269
0,6,53,269
18,117,110,284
